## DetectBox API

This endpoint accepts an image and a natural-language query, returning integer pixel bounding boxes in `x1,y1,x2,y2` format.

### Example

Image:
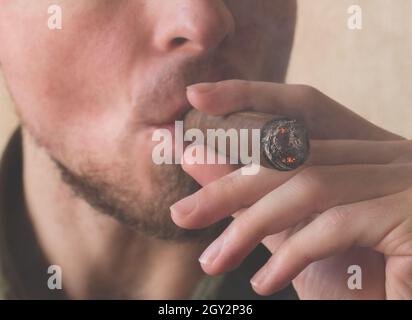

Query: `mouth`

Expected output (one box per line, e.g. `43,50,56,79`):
146,104,193,158
148,104,193,130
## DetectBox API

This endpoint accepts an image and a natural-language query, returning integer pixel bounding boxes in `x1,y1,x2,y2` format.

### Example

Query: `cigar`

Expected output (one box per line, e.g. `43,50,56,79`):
184,109,310,171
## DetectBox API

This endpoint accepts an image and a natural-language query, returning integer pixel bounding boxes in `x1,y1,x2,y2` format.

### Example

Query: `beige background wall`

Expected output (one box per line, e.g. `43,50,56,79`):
1,0,411,154
287,0,412,139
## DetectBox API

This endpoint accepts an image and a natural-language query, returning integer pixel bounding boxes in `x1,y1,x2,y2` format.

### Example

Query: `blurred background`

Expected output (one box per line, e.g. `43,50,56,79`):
1,0,411,154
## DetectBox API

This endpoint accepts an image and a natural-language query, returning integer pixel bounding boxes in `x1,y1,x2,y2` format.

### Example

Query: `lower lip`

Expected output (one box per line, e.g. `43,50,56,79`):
147,122,191,155
148,122,178,139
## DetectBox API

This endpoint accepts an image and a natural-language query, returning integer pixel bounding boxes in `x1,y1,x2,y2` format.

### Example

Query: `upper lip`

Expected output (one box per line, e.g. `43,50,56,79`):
150,103,193,126
146,78,218,126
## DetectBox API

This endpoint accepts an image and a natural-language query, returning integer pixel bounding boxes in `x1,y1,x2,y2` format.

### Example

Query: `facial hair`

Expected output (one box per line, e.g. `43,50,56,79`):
52,156,230,243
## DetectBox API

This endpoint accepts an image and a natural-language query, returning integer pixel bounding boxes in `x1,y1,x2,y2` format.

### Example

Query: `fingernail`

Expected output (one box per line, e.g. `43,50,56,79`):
250,264,269,289
170,194,197,217
199,235,226,266
187,82,216,94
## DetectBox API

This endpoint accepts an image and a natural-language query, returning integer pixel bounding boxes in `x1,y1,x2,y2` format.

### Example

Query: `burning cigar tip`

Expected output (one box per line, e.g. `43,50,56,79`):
261,117,310,171
184,109,310,171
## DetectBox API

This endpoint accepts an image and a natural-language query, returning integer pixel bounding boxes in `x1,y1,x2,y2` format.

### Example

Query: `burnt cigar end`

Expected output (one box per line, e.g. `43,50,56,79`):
184,109,310,171
261,118,310,171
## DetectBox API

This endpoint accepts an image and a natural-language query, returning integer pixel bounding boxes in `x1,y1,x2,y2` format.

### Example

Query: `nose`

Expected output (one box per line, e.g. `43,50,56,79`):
152,0,235,56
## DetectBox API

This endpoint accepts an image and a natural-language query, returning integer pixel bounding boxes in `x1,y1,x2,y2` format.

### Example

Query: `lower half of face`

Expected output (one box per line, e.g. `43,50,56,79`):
0,0,296,241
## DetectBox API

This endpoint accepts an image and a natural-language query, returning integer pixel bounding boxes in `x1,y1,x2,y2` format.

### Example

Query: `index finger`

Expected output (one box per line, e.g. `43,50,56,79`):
187,80,401,140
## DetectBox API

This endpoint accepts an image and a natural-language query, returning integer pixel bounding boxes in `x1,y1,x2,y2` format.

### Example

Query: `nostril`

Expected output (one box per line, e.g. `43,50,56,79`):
171,37,188,48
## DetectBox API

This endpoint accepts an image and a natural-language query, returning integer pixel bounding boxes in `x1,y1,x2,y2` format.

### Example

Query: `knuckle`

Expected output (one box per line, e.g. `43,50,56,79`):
197,183,219,205
196,187,213,207
322,205,353,228
220,172,243,196
293,84,322,111
274,246,290,264
224,170,242,187
229,79,252,95
199,172,242,205
237,79,254,102
294,84,320,98
279,240,310,265
232,79,250,88
226,220,247,244
292,167,329,206
388,256,412,284
231,212,266,243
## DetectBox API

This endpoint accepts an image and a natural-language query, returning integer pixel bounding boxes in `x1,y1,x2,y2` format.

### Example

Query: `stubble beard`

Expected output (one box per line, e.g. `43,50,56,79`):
52,156,229,243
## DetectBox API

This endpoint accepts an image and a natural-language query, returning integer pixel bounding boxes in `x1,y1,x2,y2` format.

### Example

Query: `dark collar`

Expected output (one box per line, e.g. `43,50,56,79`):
216,243,297,299
0,129,66,299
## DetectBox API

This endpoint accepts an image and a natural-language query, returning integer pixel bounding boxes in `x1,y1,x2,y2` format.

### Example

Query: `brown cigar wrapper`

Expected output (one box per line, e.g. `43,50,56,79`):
184,109,310,171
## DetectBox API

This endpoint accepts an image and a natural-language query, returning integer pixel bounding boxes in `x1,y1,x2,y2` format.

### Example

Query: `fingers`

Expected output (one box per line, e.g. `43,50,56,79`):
250,190,412,295
291,247,386,300
176,144,300,254
173,165,294,229
172,144,298,228
187,80,314,117
181,144,239,185
193,164,412,275
187,80,403,140
175,147,412,230
173,138,412,229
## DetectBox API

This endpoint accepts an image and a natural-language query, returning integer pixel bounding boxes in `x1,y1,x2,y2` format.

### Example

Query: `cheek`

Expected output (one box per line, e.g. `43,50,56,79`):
0,2,147,157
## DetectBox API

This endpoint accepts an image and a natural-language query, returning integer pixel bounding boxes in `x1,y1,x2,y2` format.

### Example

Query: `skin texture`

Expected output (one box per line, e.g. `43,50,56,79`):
171,81,412,299
1,1,411,300
0,0,295,241
0,0,297,298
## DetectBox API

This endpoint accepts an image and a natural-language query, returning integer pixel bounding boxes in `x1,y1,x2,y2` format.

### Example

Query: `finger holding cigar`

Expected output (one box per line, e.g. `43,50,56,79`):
183,79,402,172
184,109,311,171
171,80,412,300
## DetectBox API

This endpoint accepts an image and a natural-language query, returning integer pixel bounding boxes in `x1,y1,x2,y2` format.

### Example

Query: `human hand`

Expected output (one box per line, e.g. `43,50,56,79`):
171,80,412,299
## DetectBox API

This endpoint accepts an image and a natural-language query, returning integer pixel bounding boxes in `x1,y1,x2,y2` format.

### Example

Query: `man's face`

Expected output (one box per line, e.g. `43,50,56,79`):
0,0,296,240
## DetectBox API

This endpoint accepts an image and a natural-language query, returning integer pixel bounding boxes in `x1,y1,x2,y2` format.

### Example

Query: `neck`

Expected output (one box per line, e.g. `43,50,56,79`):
21,129,206,299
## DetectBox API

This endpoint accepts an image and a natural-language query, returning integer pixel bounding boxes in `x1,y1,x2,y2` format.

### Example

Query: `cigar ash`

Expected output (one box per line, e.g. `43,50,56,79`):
261,118,310,171
183,109,310,172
